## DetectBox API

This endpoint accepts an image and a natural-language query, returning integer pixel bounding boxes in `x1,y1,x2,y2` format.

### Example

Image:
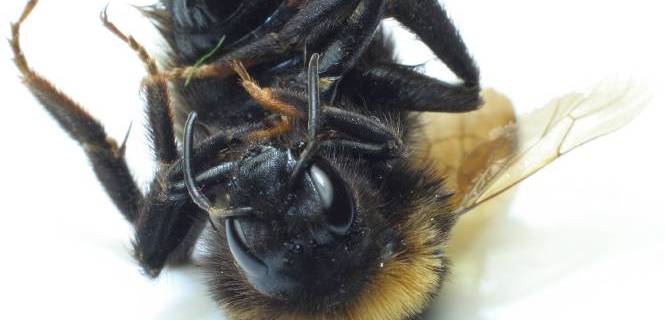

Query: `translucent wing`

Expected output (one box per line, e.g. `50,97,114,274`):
418,82,649,215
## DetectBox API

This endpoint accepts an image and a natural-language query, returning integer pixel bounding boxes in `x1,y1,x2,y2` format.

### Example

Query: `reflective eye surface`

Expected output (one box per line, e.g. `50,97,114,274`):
309,163,354,235
310,165,334,209
226,219,267,278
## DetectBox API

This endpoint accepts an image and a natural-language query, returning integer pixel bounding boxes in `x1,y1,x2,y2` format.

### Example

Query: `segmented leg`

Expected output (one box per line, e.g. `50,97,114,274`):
134,114,291,276
99,12,209,273
11,0,143,222
160,0,359,82
344,63,482,112
144,0,284,64
219,0,359,63
320,138,401,158
317,0,386,79
230,61,304,118
233,56,404,160
322,107,400,144
158,0,482,116
223,0,304,53
388,0,480,85
101,10,178,163
12,0,214,276
133,117,290,277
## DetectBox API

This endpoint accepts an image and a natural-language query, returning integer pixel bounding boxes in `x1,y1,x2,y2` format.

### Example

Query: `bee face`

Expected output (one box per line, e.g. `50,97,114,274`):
204,144,403,309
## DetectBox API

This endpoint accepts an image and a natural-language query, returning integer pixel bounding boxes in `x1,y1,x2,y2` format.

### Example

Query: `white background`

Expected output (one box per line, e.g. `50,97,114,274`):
0,0,663,319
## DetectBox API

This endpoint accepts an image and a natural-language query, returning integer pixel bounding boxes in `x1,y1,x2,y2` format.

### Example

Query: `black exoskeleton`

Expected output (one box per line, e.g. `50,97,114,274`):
12,0,482,318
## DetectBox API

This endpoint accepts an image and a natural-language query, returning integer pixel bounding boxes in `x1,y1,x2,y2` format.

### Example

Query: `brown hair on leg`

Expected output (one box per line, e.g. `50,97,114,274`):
230,61,304,118
101,10,178,163
244,118,292,142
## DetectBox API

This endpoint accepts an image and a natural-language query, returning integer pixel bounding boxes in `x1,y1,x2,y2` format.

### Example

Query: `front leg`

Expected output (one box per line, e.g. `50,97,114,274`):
11,0,143,222
133,178,207,276
12,0,200,277
136,116,294,276
102,10,227,275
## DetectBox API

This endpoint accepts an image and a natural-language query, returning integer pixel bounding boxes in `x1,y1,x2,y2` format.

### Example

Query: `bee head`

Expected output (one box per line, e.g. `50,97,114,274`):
182,120,392,306
181,55,450,317
220,145,363,301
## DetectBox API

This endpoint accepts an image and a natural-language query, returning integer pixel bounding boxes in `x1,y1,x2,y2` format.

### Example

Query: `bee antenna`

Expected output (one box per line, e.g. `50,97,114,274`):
306,53,321,140
183,112,255,233
183,112,219,232
183,112,214,212
289,53,321,187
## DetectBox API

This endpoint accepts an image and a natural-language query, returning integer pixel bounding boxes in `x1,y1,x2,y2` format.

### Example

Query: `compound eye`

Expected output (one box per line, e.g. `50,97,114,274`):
226,219,267,279
309,163,354,235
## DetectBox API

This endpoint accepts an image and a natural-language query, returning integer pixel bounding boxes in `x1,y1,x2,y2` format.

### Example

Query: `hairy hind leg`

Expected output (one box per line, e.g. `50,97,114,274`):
11,0,143,222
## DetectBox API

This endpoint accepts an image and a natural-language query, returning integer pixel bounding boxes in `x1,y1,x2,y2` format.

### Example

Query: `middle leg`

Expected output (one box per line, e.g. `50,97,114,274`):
388,0,480,86
343,63,482,112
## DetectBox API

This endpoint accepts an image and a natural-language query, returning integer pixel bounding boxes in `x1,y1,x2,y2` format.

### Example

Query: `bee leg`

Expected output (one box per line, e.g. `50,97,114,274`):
134,116,290,275
164,0,360,82
12,1,203,276
230,61,304,118
320,139,401,159
321,106,403,158
11,0,143,222
170,161,236,193
388,0,480,86
223,0,386,80
245,118,292,141
344,63,482,112
186,118,284,165
161,117,283,184
133,182,205,276
323,107,399,143
132,118,280,277
130,111,284,275
101,10,179,164
222,0,303,53
130,117,284,275
100,15,197,269
316,0,386,79
150,0,284,63
222,0,359,60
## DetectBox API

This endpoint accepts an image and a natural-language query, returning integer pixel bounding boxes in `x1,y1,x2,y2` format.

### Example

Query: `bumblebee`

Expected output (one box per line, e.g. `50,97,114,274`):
11,1,646,319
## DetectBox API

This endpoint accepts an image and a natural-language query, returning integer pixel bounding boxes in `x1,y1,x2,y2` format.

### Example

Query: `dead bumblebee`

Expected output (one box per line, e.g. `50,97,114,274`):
11,1,646,319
